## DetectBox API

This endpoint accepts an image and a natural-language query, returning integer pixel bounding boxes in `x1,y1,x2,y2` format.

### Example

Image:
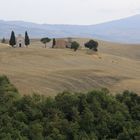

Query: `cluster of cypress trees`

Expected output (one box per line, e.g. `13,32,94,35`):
9,31,30,47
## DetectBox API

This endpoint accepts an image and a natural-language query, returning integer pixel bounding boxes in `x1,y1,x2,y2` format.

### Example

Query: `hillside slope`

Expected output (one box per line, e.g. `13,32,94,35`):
0,40,140,96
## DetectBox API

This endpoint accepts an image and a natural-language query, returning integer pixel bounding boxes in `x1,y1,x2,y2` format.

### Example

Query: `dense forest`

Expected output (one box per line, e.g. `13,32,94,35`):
0,75,140,140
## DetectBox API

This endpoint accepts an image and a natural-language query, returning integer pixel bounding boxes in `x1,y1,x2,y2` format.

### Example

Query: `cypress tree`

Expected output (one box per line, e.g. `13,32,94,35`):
9,31,16,47
25,31,30,47
52,38,56,48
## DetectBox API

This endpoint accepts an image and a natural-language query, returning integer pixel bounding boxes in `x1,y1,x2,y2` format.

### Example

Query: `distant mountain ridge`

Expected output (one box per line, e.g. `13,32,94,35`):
0,14,140,43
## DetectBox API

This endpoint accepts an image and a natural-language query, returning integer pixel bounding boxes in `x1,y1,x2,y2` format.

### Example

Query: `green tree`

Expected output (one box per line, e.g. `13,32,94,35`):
78,131,90,140
0,75,140,140
25,31,30,47
0,133,12,140
117,129,131,140
52,38,56,48
71,41,80,51
9,31,16,47
40,37,51,48
85,40,98,51
30,123,44,140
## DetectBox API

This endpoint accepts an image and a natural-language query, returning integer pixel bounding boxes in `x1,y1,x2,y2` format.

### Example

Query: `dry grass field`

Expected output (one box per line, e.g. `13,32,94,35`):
0,39,140,96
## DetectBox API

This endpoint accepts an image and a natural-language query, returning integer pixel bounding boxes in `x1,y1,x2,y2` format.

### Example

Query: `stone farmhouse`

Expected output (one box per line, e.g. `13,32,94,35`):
54,38,72,48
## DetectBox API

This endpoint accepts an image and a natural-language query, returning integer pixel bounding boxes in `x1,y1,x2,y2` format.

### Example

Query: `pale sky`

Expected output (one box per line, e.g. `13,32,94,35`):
0,0,140,25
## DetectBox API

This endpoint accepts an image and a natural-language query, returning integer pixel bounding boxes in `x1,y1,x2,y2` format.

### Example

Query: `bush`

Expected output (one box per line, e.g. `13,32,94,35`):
71,41,80,51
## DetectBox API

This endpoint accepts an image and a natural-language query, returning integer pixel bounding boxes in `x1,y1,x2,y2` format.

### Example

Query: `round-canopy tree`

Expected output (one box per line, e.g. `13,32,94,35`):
71,41,80,51
40,37,51,48
9,31,16,47
25,31,30,47
85,40,98,52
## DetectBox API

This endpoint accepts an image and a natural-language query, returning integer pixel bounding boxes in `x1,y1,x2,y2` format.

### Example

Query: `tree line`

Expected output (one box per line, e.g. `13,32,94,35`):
40,37,98,52
0,75,140,140
5,31,99,51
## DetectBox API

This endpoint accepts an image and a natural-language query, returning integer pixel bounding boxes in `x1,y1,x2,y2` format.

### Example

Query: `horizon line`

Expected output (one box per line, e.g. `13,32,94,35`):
0,14,139,26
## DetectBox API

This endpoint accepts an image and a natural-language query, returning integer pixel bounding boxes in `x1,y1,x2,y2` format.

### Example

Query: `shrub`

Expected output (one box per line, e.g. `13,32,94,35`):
71,41,80,51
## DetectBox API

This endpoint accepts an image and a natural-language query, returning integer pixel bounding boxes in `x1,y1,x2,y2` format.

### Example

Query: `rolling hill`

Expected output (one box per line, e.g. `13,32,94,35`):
0,14,140,43
0,39,140,96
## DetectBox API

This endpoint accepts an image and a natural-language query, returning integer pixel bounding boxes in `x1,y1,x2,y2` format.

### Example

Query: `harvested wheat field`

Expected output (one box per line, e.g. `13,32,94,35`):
0,39,140,96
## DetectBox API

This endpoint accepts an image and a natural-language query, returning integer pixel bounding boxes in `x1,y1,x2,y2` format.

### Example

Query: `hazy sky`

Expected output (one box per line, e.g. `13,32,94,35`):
0,0,140,25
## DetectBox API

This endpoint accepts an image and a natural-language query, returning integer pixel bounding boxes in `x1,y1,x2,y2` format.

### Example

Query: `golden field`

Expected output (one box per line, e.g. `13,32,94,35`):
0,39,140,96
